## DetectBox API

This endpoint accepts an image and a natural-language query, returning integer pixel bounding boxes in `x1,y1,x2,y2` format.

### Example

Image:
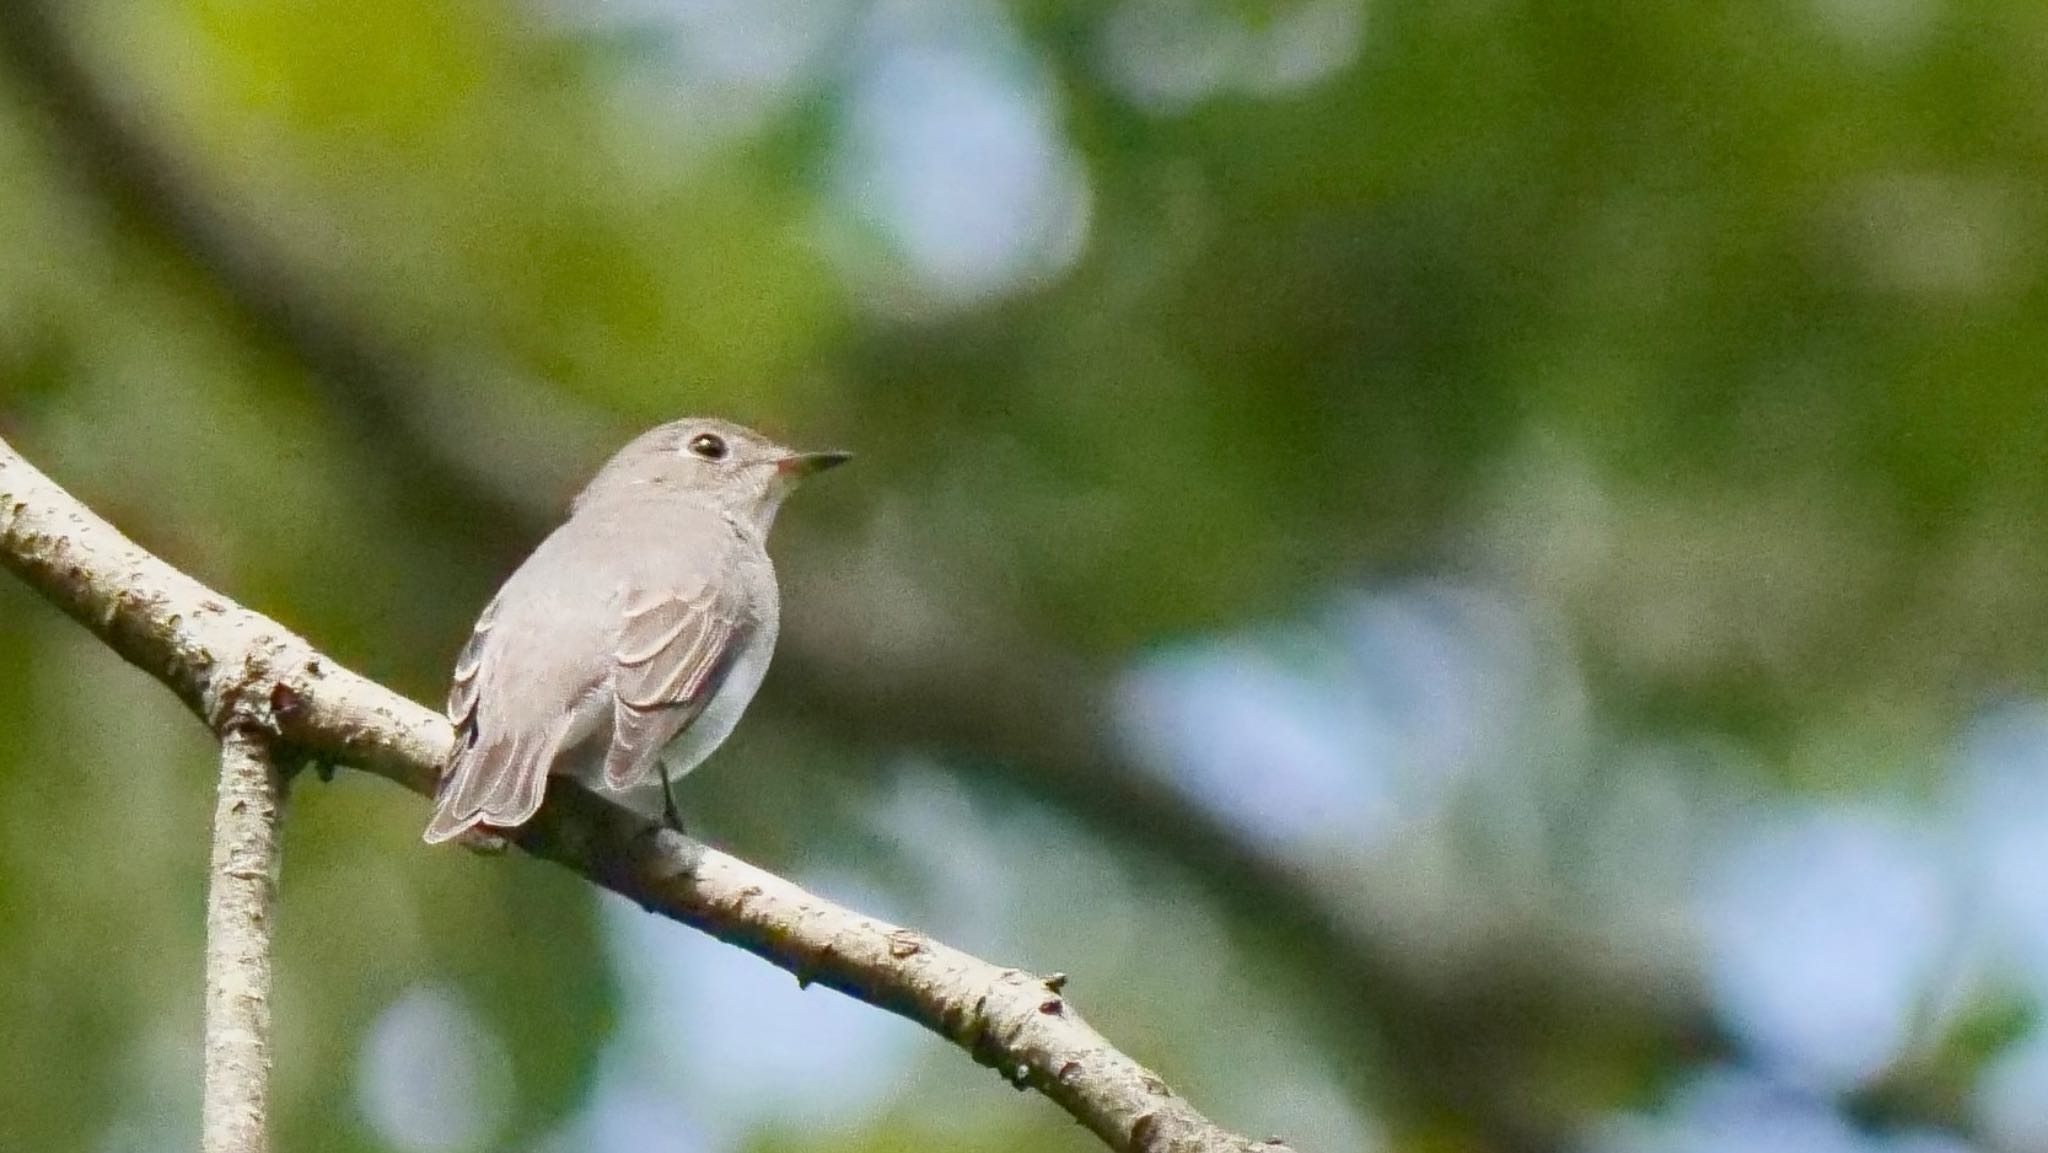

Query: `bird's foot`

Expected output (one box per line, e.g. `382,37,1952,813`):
660,793,689,836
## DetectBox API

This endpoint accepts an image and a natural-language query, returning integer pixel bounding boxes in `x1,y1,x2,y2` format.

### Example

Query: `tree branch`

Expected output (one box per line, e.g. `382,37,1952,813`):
202,727,284,1153
0,10,1697,1149
0,434,1293,1153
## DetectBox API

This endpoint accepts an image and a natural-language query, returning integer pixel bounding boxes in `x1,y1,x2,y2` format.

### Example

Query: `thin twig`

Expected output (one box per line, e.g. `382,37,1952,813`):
202,727,285,1153
0,436,1290,1153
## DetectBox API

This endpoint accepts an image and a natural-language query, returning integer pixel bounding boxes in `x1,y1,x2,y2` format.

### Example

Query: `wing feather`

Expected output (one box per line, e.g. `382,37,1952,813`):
426,591,583,843
602,585,746,791
446,592,499,732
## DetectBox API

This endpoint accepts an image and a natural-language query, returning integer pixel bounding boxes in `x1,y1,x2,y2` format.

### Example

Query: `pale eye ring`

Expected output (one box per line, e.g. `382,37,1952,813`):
687,433,728,461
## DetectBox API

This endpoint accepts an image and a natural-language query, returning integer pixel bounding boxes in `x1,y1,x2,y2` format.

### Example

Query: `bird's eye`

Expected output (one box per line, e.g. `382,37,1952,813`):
687,433,728,461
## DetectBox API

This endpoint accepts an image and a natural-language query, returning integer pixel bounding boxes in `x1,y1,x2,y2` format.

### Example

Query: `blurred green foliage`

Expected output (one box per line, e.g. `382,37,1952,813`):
5,1,2048,1151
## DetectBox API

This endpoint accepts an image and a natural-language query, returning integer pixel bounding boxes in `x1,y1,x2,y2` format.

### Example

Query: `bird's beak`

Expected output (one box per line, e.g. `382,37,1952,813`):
776,450,853,478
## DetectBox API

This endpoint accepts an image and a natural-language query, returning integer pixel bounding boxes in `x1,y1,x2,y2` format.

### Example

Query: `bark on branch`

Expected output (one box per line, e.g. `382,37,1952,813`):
0,435,1292,1153
202,727,285,1153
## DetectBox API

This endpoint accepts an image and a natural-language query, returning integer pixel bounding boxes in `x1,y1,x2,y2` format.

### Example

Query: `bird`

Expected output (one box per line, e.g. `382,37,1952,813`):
423,417,849,844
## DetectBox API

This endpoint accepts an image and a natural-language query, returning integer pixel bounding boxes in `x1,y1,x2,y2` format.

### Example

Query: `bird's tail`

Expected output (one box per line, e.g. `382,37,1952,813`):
422,720,568,844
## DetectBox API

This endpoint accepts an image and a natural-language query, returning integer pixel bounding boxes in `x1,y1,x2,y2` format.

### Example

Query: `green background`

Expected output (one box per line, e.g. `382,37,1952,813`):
3,2,2046,1151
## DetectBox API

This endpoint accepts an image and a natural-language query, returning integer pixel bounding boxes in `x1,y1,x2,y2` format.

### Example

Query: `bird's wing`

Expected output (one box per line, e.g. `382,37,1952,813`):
426,590,559,844
427,528,617,844
602,576,750,792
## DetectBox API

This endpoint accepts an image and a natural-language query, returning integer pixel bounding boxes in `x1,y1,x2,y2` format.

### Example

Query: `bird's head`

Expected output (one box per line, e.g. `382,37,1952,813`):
573,417,850,530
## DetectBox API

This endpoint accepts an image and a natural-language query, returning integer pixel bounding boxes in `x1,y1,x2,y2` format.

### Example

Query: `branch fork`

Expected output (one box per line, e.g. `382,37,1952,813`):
0,436,1292,1153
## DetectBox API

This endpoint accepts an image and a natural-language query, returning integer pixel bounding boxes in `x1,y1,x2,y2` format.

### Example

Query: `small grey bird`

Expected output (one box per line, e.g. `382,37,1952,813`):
423,418,848,844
